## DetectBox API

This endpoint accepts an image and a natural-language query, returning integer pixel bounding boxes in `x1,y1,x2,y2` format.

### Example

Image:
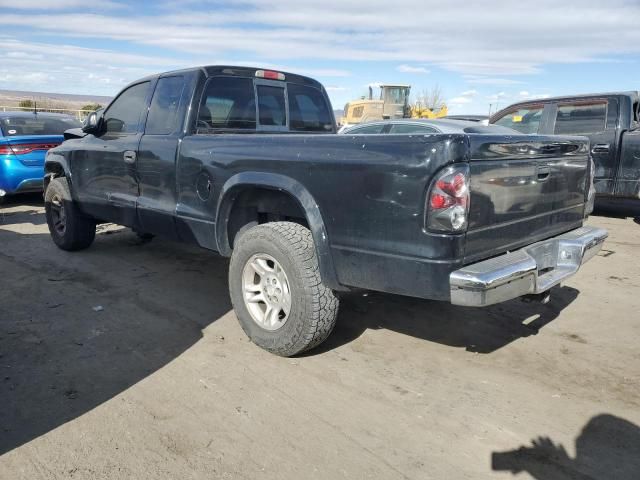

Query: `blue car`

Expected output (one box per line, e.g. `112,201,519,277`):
0,111,81,202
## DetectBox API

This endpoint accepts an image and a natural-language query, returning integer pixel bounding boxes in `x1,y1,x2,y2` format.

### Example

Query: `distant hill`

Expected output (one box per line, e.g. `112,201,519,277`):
0,89,113,110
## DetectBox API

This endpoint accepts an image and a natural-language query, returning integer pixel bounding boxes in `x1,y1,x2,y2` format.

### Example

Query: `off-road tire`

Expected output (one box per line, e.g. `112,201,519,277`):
45,177,96,251
229,222,339,356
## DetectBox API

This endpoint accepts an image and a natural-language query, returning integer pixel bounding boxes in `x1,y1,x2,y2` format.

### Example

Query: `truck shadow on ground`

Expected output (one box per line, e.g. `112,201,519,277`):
491,414,640,479
0,218,578,456
0,193,46,226
0,227,232,456
318,285,579,355
0,192,43,208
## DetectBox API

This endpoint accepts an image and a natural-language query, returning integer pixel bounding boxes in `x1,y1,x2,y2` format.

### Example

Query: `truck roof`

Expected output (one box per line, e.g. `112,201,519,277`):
133,65,325,90
499,91,639,108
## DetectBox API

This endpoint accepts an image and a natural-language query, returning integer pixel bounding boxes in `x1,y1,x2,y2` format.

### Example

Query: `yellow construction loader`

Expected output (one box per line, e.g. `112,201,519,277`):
340,84,448,127
409,103,448,119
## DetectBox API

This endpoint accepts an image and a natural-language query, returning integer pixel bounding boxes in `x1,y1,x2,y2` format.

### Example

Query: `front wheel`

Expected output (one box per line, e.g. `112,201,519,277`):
45,177,96,251
229,222,339,356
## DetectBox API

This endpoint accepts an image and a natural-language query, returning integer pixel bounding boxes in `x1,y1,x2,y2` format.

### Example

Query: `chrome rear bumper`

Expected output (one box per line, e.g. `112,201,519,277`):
450,226,608,307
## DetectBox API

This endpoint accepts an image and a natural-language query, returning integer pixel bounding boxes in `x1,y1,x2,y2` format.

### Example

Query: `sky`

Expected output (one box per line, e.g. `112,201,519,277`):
1,0,639,115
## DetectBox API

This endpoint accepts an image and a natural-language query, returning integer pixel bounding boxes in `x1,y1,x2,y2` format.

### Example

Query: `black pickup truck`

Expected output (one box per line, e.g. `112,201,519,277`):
44,66,607,356
491,92,640,218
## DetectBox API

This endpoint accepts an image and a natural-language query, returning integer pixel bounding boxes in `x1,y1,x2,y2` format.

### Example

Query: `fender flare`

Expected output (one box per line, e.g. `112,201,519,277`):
216,172,343,291
43,152,71,190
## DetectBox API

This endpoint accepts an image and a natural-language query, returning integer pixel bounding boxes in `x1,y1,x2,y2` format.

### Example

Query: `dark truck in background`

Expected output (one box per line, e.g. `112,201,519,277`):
43,66,607,356
491,91,640,218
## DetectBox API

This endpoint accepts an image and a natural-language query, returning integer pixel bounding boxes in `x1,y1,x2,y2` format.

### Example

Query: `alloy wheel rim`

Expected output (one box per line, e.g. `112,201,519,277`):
241,253,292,331
50,194,66,235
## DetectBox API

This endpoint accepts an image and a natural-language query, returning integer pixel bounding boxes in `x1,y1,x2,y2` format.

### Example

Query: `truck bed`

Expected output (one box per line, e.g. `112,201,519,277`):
176,132,590,300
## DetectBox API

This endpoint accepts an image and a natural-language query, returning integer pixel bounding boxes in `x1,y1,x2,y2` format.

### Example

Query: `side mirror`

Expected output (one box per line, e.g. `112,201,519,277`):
82,109,104,134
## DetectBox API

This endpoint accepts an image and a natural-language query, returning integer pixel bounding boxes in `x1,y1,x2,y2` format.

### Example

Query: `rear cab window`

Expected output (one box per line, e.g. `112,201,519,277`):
493,105,544,134
288,83,333,132
554,101,607,134
256,84,287,129
196,74,333,134
198,77,256,131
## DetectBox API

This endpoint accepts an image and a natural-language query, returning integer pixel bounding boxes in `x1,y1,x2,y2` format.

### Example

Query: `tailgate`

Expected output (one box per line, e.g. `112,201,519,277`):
465,135,590,263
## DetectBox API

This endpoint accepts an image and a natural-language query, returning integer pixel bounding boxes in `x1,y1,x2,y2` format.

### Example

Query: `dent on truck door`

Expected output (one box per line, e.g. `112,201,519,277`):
71,81,151,226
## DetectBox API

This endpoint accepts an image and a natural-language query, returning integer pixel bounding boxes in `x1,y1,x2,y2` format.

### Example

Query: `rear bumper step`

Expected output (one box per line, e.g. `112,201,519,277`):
450,226,608,307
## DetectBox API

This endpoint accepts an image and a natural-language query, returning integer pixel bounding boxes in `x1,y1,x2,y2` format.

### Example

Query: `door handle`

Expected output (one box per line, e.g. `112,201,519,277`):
591,143,610,154
123,150,137,164
537,164,551,181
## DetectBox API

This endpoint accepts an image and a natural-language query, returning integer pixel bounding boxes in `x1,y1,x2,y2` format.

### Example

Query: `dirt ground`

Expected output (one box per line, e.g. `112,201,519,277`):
1,194,638,480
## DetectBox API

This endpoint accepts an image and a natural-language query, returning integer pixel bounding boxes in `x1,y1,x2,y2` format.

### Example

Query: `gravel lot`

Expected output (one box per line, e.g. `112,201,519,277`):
1,194,639,480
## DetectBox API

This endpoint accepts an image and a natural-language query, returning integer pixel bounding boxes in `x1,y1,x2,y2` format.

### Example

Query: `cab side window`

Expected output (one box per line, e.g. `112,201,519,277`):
104,82,151,134
554,102,607,135
146,76,185,135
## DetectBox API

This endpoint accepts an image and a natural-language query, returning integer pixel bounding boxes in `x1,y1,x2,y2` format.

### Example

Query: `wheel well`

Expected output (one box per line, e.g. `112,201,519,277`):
44,163,65,190
227,187,309,248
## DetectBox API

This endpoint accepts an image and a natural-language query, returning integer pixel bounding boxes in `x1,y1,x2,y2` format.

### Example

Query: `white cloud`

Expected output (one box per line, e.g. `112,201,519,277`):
397,64,430,74
463,76,526,85
460,90,478,98
2,0,640,96
518,91,552,100
0,38,174,95
5,51,43,60
0,0,124,9
449,96,473,105
1,0,639,77
485,92,508,102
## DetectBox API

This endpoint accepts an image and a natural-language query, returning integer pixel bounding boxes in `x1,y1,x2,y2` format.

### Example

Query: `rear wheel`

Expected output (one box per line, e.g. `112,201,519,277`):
229,222,339,356
45,177,96,251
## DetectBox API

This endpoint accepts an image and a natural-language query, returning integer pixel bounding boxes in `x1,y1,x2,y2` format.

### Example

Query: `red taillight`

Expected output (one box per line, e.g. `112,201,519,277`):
430,193,454,210
436,172,467,198
255,69,286,81
0,143,59,155
426,165,470,232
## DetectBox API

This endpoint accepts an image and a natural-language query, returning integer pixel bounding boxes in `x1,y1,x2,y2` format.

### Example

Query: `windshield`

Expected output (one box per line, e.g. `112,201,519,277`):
0,115,81,136
382,87,410,105
492,106,544,134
